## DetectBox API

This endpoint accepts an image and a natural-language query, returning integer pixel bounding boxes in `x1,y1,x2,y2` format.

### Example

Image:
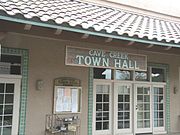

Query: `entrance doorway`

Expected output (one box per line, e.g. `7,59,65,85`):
134,85,152,134
93,80,166,135
0,75,21,135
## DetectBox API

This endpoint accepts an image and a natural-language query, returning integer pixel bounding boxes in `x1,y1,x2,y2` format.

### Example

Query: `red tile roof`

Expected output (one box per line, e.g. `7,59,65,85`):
0,0,180,44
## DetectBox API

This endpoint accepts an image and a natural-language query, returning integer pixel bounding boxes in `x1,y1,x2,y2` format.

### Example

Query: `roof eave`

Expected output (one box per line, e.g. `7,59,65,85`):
0,15,180,48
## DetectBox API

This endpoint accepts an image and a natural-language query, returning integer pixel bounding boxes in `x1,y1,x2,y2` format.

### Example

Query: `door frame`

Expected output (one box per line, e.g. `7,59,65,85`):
152,84,166,134
0,75,22,135
93,80,112,135
134,84,153,134
114,82,133,134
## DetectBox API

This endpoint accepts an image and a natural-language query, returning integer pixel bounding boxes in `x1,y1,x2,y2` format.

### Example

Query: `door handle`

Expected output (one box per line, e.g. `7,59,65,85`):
136,105,138,110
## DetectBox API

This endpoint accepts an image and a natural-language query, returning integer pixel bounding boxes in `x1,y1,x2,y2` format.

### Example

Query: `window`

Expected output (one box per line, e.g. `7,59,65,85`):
94,68,112,80
0,54,22,75
152,68,165,82
135,71,149,81
115,70,132,80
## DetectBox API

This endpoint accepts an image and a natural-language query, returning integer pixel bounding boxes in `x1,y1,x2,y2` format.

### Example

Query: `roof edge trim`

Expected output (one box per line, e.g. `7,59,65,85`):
0,15,180,48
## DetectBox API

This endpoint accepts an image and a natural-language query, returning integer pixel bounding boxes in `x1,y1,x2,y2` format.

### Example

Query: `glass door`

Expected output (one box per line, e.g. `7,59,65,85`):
134,84,152,134
114,83,132,134
0,76,21,135
93,82,112,135
153,85,166,133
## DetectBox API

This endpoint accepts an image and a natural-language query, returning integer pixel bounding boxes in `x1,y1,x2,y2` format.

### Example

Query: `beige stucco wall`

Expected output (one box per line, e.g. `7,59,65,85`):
2,33,180,135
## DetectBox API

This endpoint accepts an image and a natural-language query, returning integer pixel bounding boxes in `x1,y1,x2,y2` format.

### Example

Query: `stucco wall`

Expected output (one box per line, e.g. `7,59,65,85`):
2,33,180,135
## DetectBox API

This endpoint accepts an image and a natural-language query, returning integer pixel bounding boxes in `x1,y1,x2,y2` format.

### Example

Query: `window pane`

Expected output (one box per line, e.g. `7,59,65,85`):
103,103,109,111
144,112,150,119
125,95,130,102
159,120,164,126
159,96,163,103
5,94,14,104
137,95,143,102
124,121,130,128
0,105,3,115
159,88,163,94
115,70,131,80
154,111,158,119
96,122,102,130
103,122,109,130
152,68,165,82
154,103,158,110
144,104,150,110
2,127,12,135
3,116,12,126
154,120,158,127
6,84,14,93
96,104,102,111
96,112,102,121
118,121,123,129
103,94,109,102
144,95,150,102
137,120,143,128
118,112,123,120
137,87,143,94
159,112,164,118
0,84,4,93
137,112,143,119
96,94,102,102
0,116,2,125
124,104,130,111
118,104,123,111
124,112,130,119
10,65,21,75
118,95,123,102
0,94,4,104
135,71,148,81
94,68,112,79
4,105,13,115
159,104,163,110
144,120,150,127
103,112,109,120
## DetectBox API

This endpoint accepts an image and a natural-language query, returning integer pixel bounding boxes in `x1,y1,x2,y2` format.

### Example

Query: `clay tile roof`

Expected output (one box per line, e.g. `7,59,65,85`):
0,0,180,44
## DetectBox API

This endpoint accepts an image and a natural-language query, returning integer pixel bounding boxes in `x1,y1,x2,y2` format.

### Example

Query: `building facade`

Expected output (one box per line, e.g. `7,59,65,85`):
0,0,180,135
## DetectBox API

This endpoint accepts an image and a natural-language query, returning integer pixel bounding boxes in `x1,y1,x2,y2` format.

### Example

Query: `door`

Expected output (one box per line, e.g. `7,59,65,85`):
93,81,112,135
0,76,21,135
152,85,166,133
114,83,132,134
134,84,152,134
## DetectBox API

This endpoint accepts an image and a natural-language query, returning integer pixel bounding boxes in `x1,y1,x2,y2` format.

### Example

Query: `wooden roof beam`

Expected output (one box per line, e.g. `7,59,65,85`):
146,44,154,48
127,41,135,46
164,46,172,50
54,29,63,35
81,33,89,39
105,37,113,43
24,24,32,31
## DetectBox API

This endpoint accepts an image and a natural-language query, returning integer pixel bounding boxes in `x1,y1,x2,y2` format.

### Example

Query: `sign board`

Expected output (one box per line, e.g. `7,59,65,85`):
66,46,147,71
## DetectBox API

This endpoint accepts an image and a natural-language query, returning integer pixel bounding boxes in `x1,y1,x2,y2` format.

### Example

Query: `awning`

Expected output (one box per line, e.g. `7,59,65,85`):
0,0,180,47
